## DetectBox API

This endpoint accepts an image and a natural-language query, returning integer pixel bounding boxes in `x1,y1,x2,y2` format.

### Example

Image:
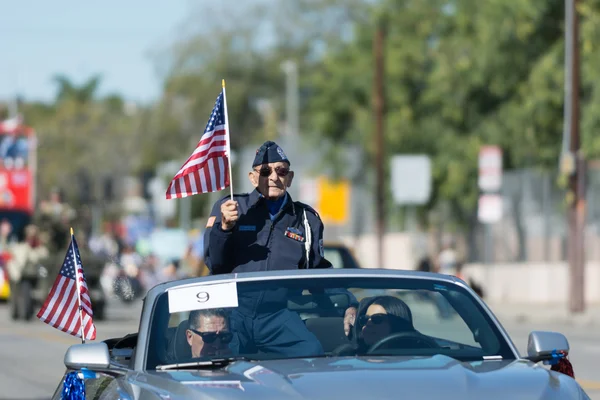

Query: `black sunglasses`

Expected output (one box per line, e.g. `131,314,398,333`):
358,313,390,326
189,329,233,344
254,166,290,177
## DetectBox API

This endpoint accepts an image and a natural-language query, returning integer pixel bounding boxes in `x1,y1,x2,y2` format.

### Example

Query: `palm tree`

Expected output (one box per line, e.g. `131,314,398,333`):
53,74,102,105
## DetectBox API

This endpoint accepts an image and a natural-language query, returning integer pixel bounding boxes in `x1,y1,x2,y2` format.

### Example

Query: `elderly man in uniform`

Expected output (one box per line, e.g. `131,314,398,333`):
204,140,358,357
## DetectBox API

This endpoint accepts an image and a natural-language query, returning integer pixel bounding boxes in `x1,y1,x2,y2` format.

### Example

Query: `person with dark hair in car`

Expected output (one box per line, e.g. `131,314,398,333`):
186,308,233,358
358,296,415,348
334,295,437,356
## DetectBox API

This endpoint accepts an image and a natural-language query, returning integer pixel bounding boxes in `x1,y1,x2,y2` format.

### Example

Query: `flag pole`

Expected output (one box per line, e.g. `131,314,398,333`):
222,79,234,201
70,227,86,344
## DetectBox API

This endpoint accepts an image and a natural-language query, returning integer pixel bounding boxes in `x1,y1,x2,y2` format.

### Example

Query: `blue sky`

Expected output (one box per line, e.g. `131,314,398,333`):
0,1,192,104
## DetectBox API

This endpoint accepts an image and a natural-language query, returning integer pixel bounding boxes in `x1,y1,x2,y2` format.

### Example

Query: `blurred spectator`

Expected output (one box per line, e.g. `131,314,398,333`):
100,261,119,298
139,253,161,291
157,259,183,283
437,239,457,275
120,244,142,278
454,260,485,299
6,224,49,283
0,219,15,252
454,261,466,281
89,223,121,260
182,229,209,277
415,255,453,319
35,189,76,253
417,256,434,273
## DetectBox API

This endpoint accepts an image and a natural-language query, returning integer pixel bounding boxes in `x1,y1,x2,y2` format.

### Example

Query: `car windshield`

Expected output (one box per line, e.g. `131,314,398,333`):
147,275,515,369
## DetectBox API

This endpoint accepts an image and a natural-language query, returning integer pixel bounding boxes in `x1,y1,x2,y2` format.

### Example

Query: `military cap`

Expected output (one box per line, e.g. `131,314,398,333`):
252,141,290,167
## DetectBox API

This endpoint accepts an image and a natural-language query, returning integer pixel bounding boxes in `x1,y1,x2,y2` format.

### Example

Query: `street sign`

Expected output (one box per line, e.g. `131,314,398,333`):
477,194,503,224
390,155,431,205
316,177,350,224
478,146,503,192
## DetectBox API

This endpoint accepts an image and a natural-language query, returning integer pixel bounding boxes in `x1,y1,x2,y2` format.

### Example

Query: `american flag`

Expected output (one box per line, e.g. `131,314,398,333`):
166,90,230,199
37,236,96,340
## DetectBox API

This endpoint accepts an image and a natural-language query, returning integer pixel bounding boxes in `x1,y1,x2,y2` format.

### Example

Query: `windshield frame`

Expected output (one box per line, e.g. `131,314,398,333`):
138,270,520,371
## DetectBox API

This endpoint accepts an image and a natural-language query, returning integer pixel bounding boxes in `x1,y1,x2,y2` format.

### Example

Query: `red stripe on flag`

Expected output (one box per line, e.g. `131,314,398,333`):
37,262,97,340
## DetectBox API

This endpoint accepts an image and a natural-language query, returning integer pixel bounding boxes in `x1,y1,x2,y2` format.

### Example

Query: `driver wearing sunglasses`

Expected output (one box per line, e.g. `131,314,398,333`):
203,140,358,357
186,308,233,358
333,295,420,356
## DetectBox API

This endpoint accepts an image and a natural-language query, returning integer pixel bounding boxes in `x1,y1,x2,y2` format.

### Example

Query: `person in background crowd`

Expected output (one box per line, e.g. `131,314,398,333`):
183,229,208,277
454,260,485,298
437,239,457,275
415,255,453,319
157,259,183,283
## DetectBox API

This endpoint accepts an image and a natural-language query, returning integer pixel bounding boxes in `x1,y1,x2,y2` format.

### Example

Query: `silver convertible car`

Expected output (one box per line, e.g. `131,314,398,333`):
52,269,590,399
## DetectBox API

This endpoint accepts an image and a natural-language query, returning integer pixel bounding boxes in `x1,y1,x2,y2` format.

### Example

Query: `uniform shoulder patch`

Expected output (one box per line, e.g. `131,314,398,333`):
206,216,216,228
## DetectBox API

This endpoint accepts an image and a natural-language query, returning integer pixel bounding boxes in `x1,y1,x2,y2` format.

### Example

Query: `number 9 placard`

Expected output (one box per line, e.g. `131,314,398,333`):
168,281,239,313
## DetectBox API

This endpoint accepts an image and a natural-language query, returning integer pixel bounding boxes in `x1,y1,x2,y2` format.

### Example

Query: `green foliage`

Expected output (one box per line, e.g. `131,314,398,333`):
18,76,144,204
301,0,600,226
13,0,600,228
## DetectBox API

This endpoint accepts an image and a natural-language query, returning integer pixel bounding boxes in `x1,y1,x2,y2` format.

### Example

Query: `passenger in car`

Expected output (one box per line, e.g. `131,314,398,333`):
186,308,233,358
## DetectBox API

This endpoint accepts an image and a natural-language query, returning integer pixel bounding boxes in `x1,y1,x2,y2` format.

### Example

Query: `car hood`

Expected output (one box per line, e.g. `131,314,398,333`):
133,355,584,400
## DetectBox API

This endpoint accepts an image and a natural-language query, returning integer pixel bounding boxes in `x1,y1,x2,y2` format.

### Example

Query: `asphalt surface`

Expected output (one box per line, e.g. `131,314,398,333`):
0,298,598,400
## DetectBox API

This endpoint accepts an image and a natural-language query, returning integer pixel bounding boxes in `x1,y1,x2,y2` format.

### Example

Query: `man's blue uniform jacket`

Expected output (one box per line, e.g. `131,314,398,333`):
204,189,331,274
203,189,357,316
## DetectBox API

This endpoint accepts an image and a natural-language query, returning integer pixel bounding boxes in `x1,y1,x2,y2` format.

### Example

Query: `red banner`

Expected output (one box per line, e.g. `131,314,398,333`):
0,169,32,212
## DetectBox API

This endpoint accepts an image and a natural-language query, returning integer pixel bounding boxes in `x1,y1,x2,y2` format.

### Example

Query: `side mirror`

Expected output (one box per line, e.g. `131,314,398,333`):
64,342,111,370
526,331,570,363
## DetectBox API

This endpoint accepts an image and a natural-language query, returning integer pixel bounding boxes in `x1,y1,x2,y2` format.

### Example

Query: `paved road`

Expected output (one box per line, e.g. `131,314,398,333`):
0,299,598,400
0,299,142,400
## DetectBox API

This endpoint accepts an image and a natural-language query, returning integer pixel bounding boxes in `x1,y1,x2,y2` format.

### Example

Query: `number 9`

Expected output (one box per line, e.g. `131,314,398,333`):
196,291,210,303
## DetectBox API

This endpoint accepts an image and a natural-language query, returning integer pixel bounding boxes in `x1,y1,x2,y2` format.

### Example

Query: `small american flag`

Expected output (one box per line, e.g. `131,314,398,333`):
37,235,96,340
166,89,231,199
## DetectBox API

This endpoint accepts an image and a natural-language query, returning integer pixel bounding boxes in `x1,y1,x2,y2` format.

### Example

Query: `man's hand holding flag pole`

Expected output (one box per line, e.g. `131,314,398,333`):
36,227,96,343
166,79,234,200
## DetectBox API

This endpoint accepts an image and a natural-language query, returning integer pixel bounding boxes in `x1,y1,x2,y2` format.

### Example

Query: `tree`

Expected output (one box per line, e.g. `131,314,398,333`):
20,75,144,205
53,74,102,105
303,0,567,230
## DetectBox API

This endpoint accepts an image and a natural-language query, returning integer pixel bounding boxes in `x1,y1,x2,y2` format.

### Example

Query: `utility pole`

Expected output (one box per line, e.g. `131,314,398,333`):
8,98,18,119
281,60,299,137
373,17,387,269
8,67,19,118
563,0,585,313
